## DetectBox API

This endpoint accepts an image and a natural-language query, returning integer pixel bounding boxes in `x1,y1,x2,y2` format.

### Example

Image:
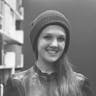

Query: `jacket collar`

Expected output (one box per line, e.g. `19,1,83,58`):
33,64,57,81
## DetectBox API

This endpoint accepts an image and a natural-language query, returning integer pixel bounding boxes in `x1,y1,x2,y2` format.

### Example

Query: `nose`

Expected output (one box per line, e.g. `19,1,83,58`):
50,38,58,47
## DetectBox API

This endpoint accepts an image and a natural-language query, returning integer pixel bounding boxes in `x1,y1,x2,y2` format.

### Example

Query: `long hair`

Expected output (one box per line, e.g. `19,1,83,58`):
55,55,83,96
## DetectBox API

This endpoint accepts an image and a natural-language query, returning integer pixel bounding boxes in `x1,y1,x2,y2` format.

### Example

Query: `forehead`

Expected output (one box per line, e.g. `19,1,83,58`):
41,25,66,36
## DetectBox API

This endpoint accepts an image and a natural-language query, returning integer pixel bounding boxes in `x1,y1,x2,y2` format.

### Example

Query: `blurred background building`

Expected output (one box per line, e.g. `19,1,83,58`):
0,0,24,96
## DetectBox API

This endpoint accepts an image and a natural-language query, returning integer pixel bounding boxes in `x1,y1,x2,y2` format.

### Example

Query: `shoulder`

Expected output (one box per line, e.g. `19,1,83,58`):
12,66,35,82
7,65,37,87
74,72,90,87
74,72,86,83
4,66,36,96
74,72,93,96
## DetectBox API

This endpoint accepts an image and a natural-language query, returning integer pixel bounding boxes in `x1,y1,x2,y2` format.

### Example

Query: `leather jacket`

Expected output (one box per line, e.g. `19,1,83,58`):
4,65,93,96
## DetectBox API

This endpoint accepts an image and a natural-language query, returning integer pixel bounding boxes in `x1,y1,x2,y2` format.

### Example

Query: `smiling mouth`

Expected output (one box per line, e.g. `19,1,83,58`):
46,48,59,55
47,50,57,54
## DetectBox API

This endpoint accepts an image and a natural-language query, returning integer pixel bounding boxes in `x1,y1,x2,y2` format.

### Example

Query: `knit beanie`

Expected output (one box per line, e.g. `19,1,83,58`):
30,10,70,59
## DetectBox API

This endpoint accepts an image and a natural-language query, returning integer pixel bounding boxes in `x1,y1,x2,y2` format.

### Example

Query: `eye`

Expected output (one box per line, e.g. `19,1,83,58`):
57,36,65,42
43,35,52,40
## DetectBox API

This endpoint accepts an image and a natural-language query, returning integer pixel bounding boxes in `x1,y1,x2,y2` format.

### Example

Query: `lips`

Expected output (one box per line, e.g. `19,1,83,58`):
46,47,59,55
47,50,57,54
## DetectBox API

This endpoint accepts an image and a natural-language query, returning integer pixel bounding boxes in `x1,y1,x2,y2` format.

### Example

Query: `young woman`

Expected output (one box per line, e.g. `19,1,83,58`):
4,10,93,96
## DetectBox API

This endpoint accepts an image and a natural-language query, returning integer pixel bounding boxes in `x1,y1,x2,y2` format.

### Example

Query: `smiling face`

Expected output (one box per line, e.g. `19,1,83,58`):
37,25,66,63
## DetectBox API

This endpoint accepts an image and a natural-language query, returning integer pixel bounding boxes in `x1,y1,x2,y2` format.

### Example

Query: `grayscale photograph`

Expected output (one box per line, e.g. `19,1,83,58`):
0,0,96,96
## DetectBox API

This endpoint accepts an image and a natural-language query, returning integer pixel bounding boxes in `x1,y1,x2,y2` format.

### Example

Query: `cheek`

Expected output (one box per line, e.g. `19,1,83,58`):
37,39,47,52
60,42,66,51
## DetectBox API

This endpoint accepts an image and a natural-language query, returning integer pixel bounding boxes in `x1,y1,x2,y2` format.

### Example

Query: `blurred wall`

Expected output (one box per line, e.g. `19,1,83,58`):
23,0,96,95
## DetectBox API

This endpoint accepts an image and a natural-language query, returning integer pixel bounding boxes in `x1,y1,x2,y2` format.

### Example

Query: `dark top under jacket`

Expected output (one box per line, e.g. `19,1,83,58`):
4,65,93,96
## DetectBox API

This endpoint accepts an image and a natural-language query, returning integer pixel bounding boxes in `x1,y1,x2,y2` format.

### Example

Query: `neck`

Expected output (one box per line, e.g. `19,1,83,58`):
36,57,55,74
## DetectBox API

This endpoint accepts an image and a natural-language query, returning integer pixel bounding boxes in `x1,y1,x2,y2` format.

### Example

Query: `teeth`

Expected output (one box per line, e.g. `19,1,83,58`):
47,50,57,54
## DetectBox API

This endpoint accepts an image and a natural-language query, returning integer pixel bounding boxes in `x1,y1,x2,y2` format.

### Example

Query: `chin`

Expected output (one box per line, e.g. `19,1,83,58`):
45,57,59,63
